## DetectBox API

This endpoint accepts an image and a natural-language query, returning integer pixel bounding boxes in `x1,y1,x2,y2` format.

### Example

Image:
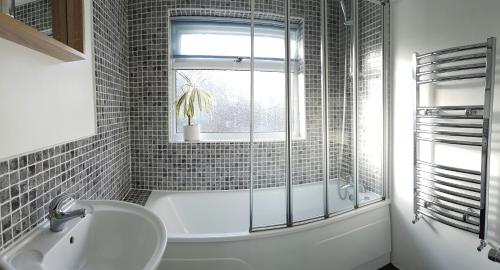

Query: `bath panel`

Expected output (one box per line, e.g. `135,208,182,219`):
146,188,391,270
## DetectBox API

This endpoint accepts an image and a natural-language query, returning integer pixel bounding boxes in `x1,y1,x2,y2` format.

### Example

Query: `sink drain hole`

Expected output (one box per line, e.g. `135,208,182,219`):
70,236,74,244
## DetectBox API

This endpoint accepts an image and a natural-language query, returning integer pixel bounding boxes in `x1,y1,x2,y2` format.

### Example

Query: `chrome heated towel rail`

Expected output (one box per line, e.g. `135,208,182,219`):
411,37,496,251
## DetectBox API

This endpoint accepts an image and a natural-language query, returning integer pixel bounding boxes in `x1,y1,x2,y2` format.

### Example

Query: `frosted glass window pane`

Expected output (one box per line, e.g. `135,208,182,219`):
178,34,294,59
175,70,250,133
172,19,297,59
179,34,251,57
254,72,286,132
175,70,289,134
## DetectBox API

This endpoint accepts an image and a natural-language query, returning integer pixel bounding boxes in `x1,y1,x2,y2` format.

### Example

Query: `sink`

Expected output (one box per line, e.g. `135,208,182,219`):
0,200,167,270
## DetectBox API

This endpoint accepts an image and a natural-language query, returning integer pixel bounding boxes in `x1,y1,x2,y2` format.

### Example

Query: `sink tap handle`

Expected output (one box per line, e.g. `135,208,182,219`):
49,194,73,215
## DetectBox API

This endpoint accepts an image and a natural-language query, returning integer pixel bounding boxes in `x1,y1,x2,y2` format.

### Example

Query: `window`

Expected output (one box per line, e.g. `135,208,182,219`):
170,17,305,142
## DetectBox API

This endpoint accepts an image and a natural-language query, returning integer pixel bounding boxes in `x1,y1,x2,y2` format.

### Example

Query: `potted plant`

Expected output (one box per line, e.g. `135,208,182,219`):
175,72,214,141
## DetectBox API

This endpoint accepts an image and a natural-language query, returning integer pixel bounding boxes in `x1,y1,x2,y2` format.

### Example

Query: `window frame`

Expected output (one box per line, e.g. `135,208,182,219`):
168,16,305,143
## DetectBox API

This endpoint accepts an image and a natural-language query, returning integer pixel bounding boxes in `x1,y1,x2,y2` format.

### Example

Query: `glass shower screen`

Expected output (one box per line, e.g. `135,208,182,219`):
250,0,387,231
250,0,288,229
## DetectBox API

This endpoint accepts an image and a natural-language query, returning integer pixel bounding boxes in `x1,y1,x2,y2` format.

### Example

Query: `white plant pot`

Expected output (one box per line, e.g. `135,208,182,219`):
0,0,12,16
184,124,200,141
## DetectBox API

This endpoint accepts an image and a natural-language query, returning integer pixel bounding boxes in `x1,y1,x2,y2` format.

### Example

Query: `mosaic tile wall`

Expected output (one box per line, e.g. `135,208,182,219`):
0,0,130,251
128,0,385,192
128,0,325,190
15,0,52,34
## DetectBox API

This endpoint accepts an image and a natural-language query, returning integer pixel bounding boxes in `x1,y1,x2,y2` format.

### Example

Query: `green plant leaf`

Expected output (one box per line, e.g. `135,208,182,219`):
175,91,188,118
174,72,215,124
189,90,195,118
197,89,202,110
178,72,190,84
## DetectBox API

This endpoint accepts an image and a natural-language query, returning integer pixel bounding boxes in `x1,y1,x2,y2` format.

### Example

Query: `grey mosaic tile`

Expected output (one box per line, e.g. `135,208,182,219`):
122,189,152,206
15,0,52,34
0,0,131,251
128,0,327,191
128,0,384,193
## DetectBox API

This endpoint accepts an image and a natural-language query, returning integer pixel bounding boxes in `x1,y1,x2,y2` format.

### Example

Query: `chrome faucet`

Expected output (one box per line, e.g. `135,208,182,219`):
48,194,86,232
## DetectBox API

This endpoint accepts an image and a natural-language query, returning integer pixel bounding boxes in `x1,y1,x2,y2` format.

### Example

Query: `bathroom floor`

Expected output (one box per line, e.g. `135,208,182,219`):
379,263,399,270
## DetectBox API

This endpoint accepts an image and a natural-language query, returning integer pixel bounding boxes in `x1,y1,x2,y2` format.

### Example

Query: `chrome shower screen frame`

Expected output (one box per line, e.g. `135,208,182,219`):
249,0,391,232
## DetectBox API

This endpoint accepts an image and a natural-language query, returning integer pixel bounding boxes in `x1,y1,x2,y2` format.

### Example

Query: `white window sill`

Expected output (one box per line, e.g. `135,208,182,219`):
170,133,306,143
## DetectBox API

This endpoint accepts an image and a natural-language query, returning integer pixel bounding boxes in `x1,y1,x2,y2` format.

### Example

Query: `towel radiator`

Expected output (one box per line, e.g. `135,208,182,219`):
411,37,496,251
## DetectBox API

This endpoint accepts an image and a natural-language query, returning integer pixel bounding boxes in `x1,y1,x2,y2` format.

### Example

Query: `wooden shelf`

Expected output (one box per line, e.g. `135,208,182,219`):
0,13,85,62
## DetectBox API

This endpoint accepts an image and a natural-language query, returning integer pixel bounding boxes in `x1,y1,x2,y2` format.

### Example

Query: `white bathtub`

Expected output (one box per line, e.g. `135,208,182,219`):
146,182,391,270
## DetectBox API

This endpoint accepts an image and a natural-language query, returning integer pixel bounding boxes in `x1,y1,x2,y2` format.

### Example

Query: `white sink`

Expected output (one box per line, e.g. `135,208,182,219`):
0,200,167,270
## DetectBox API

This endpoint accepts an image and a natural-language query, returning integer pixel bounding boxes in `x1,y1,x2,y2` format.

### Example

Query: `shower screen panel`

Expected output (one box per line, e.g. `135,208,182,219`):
356,0,384,205
327,0,356,214
290,0,327,223
250,0,288,229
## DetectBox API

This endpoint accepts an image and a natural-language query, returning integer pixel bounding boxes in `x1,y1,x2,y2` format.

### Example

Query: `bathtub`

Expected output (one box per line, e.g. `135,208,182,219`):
145,182,391,270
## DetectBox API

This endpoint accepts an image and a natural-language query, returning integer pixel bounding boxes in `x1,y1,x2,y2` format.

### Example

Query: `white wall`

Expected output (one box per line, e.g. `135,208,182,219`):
0,0,95,160
391,0,500,269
